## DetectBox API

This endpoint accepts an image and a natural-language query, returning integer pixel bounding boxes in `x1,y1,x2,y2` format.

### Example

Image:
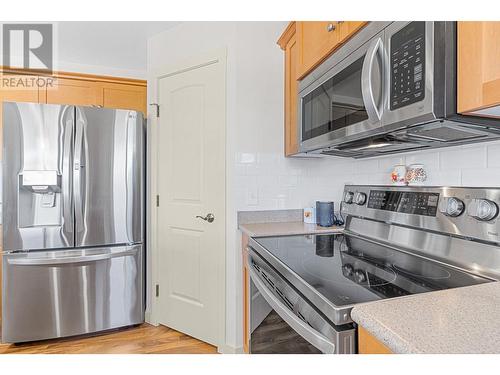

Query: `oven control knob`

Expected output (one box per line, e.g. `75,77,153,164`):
468,199,499,221
342,264,354,277
343,191,354,204
441,197,465,217
354,270,367,283
354,192,367,205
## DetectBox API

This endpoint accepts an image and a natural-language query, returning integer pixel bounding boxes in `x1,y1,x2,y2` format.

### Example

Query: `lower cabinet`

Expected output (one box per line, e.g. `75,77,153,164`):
358,326,393,354
242,233,250,353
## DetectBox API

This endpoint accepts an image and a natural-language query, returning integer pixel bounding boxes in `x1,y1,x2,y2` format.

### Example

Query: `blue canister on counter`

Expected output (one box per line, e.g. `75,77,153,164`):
316,201,334,227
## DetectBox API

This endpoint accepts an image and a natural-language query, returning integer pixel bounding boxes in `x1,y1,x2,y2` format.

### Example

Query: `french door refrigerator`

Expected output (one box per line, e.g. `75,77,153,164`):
1,102,145,343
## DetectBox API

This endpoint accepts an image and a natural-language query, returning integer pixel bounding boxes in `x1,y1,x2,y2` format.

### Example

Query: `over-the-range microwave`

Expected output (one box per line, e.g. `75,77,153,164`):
298,21,500,158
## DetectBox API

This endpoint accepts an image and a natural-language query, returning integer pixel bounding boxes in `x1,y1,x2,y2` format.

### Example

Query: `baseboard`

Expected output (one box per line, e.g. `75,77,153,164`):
217,344,245,354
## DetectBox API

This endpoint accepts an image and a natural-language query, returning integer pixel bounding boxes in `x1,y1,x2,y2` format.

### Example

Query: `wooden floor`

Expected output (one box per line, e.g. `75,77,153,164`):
0,323,218,354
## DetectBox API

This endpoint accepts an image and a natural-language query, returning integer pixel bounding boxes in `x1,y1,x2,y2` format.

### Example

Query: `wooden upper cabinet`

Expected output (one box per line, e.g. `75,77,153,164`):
44,78,147,115
101,82,147,115
458,22,500,117
296,21,367,79
278,21,367,156
278,22,299,156
44,78,101,106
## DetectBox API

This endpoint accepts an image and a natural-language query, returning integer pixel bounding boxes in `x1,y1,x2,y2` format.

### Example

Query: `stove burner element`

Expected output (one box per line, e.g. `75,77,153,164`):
393,263,451,280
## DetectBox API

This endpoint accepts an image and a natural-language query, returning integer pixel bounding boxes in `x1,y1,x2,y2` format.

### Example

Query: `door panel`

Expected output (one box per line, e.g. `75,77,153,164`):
0,76,40,162
2,102,74,252
157,56,225,346
1,245,144,343
75,107,144,247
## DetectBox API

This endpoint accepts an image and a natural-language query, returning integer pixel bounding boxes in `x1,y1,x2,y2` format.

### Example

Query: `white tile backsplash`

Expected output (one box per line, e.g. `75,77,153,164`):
233,139,500,212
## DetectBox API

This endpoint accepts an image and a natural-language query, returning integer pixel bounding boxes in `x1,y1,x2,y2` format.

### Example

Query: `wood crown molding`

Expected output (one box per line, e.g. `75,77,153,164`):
277,22,296,50
0,66,146,87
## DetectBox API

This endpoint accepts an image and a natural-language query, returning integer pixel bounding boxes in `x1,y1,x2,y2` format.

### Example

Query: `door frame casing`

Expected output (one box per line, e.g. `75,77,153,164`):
148,49,227,350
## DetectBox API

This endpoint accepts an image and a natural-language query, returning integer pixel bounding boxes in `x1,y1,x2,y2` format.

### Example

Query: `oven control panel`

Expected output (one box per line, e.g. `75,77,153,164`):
367,190,439,217
390,22,426,110
342,185,500,245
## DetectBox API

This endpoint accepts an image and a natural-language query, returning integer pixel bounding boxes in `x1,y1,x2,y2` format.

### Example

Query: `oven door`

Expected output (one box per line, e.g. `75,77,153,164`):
299,31,386,153
248,248,356,354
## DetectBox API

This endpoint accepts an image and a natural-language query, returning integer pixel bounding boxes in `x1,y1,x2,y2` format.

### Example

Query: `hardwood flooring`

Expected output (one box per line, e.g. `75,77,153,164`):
0,323,218,354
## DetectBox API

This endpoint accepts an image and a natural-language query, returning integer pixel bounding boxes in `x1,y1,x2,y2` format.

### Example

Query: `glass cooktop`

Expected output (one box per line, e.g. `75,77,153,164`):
253,233,491,307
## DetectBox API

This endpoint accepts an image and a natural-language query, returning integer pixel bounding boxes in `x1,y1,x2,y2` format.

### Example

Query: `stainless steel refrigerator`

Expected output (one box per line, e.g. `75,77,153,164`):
1,102,145,343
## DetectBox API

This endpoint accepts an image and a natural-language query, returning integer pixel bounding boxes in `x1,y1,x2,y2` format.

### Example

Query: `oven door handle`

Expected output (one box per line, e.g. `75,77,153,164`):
247,261,336,354
361,36,384,123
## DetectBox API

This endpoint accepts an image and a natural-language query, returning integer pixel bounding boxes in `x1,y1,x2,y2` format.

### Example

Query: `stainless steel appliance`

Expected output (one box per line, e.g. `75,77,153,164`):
1,102,145,343
247,185,500,353
298,22,500,158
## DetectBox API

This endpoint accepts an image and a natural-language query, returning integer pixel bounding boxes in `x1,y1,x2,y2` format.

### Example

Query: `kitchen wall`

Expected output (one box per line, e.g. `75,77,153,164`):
148,21,500,351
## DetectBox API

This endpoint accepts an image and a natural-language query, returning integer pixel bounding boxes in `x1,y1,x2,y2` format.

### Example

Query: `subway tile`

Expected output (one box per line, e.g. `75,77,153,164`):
377,155,406,173
440,145,487,170
278,175,298,188
487,142,500,168
461,168,500,187
353,158,379,174
425,170,462,186
405,151,440,170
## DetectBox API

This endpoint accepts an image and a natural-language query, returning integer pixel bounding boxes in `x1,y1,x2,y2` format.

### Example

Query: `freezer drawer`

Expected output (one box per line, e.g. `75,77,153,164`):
1,245,144,343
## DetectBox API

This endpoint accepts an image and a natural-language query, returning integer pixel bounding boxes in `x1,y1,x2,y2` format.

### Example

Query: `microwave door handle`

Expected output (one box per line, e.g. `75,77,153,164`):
247,259,336,354
361,37,384,123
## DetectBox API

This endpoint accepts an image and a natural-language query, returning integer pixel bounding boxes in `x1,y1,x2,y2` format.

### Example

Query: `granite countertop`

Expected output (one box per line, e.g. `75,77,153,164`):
239,221,343,237
351,281,500,354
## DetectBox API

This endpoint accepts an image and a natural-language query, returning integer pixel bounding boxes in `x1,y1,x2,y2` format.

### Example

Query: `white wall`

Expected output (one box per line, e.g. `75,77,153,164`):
148,21,500,351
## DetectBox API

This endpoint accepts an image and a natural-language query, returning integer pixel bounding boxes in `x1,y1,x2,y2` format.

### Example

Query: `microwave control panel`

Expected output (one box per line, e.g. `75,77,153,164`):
390,22,426,110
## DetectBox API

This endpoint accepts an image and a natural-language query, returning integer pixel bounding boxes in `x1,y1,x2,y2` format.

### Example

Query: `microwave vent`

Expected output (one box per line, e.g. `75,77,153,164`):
406,125,487,142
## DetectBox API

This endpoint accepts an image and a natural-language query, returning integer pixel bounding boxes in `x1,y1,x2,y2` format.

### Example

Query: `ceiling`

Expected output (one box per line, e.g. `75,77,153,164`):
56,22,180,76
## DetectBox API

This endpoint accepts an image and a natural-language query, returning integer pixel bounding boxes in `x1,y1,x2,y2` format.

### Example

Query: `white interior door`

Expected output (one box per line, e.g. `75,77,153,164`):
156,53,226,347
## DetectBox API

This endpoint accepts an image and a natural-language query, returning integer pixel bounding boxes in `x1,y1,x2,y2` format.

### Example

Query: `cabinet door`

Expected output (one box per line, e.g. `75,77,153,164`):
358,326,392,354
458,22,500,116
285,32,299,156
45,78,101,106
296,21,341,79
338,21,367,44
101,82,147,114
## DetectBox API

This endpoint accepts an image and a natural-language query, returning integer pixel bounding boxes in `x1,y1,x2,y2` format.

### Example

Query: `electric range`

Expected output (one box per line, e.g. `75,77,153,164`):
247,185,500,354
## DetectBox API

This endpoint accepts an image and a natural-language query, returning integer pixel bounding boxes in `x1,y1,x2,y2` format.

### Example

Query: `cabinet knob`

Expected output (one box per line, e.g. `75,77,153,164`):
327,23,336,32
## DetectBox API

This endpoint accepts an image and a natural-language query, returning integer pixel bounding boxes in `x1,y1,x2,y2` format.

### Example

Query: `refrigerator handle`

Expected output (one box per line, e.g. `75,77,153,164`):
74,113,86,238
7,247,139,266
125,112,135,243
62,107,74,239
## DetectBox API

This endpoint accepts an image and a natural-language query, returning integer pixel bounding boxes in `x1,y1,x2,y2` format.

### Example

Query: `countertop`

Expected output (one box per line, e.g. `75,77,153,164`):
351,281,500,354
239,221,343,237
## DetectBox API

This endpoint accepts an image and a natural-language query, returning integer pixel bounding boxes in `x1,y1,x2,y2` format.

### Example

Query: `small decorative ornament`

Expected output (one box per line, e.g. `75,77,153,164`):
406,163,427,185
391,164,407,186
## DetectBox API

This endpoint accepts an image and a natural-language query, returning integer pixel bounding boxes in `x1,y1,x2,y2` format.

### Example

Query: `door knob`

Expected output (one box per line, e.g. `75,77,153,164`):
327,23,336,32
196,213,215,223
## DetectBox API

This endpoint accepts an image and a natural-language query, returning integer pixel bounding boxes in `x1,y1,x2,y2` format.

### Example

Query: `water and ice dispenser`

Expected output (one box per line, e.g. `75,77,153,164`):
18,170,62,227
